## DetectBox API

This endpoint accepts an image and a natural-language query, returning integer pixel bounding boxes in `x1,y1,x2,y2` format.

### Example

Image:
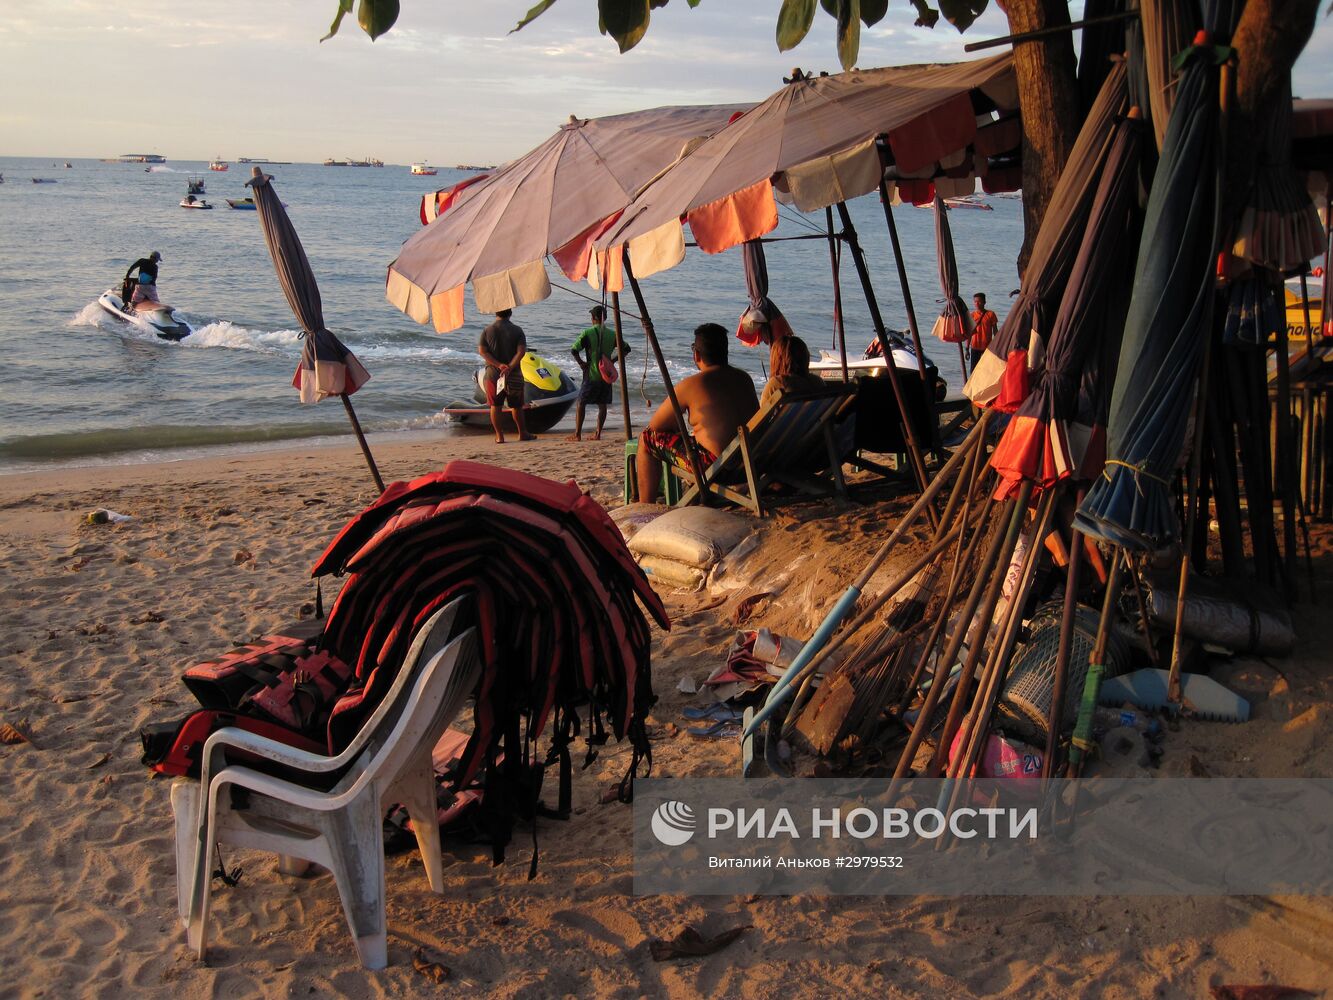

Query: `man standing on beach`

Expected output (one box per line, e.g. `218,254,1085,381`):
478,309,535,444
567,304,628,441
635,323,757,503
969,292,999,375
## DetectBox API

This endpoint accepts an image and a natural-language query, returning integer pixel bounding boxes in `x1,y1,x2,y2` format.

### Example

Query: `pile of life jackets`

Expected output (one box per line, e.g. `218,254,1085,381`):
142,461,668,868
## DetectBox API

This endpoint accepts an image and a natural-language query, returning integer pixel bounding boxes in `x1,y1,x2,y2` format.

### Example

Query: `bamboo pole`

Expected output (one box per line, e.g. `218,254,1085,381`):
834,201,936,513
621,249,711,501
340,393,385,494
1042,499,1085,781
611,291,633,439
929,479,1037,775
1066,551,1124,778
891,482,1031,781
826,207,850,382
874,165,939,439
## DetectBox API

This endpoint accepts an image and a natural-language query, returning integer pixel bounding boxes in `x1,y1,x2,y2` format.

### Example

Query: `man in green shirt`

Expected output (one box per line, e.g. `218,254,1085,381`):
567,305,628,441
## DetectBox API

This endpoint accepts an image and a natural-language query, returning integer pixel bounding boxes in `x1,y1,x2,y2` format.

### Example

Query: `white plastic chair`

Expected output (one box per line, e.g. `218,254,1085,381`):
173,600,480,969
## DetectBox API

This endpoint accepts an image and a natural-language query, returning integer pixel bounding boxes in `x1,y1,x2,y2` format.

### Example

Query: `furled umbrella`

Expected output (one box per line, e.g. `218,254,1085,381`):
1076,0,1243,549
989,112,1146,498
735,239,794,346
245,167,383,493
929,194,974,381
964,61,1130,410
385,104,754,333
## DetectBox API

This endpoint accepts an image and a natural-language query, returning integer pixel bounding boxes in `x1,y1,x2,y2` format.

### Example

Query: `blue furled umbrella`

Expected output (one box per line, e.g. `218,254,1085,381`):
1076,0,1242,548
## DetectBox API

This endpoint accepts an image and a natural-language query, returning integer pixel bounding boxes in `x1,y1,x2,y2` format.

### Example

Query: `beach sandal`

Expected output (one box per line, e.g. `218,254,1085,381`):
686,719,740,738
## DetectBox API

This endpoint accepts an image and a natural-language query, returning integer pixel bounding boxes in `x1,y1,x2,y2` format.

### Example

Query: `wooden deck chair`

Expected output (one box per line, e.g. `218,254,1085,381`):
668,383,857,516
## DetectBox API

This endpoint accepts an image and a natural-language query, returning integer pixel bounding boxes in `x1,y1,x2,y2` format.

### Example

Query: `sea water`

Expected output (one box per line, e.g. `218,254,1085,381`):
0,157,1022,472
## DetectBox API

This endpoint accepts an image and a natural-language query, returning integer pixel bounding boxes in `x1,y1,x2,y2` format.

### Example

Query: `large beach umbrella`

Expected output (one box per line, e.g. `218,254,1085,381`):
989,113,1146,498
1076,0,1242,549
964,61,1130,410
385,104,752,333
245,167,382,493
592,55,1018,271
929,194,974,380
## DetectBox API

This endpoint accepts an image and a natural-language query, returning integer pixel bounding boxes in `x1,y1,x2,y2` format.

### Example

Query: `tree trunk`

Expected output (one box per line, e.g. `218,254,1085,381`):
1001,0,1082,276
1223,0,1321,234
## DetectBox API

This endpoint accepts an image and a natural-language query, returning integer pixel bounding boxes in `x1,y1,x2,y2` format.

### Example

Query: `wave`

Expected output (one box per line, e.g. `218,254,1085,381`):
145,166,176,172
183,320,305,353
0,422,337,464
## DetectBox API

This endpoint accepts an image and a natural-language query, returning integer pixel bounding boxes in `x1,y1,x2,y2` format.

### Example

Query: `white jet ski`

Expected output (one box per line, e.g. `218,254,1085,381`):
96,288,193,341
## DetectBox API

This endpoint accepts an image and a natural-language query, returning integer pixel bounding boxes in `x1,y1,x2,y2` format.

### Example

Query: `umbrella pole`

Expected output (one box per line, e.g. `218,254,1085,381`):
621,248,711,504
340,392,385,494
874,172,940,438
825,207,849,382
835,201,936,517
1042,496,1085,782
611,291,633,440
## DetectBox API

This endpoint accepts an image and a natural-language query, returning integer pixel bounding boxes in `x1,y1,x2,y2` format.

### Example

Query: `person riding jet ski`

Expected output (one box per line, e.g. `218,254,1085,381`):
122,251,162,308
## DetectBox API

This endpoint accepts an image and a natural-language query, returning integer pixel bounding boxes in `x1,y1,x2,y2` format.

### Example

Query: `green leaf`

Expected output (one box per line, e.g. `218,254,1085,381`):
937,0,987,32
649,0,671,8
357,0,399,40
909,0,940,28
836,0,860,70
599,0,651,52
819,0,837,15
776,0,816,51
860,0,888,26
320,0,353,42
685,0,702,6
511,0,559,33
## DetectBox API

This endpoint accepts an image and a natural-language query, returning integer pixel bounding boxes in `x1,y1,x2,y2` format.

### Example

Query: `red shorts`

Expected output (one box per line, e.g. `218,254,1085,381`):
641,429,717,470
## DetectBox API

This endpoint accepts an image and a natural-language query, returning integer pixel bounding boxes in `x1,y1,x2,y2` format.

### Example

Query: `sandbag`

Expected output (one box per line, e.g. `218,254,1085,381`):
628,506,752,569
637,554,707,592
610,502,669,541
1146,573,1295,656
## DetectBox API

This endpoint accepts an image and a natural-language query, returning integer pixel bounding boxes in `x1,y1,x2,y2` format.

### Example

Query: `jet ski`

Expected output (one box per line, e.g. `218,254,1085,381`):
810,331,945,400
96,286,193,342
442,352,578,434
180,196,212,209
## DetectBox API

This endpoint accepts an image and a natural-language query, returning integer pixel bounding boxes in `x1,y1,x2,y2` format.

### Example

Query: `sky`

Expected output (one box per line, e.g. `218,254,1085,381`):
2,0,1331,165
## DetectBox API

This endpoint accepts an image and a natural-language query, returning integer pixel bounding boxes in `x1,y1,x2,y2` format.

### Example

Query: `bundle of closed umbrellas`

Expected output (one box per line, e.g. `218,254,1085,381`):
142,461,668,867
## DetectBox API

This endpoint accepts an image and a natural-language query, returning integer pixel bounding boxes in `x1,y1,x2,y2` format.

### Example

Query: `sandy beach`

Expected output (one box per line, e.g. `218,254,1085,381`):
1,430,1330,999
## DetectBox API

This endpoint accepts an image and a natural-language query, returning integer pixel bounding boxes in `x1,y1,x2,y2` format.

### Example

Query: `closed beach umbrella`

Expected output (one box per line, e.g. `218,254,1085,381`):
965,61,1130,410
246,167,383,493
1076,0,1242,549
735,239,794,346
929,194,973,380
989,113,1145,497
385,104,753,333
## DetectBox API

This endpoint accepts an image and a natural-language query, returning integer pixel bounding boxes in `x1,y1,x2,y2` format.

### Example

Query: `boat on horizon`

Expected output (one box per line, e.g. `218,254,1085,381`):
209,157,229,172
324,158,348,166
237,157,292,165
410,162,438,175
118,153,166,163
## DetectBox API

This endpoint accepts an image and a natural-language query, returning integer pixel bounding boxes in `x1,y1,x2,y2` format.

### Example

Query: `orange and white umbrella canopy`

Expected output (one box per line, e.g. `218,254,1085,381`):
386,104,753,333
591,55,1019,287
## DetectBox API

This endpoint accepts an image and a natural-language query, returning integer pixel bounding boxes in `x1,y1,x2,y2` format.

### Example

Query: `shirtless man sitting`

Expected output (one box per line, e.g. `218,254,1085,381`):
636,322,759,503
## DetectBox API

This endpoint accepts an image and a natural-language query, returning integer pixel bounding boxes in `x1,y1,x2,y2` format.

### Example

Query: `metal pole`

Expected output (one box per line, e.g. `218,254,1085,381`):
835,201,936,515
340,393,385,494
825,207,849,382
621,247,711,503
611,291,633,439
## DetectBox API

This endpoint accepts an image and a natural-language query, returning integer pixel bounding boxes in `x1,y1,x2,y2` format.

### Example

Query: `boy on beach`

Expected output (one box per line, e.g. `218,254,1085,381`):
969,292,999,375
567,304,627,441
478,309,535,444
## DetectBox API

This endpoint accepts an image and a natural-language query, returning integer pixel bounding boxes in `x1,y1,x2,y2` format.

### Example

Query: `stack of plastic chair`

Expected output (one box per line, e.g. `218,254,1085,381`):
176,599,481,969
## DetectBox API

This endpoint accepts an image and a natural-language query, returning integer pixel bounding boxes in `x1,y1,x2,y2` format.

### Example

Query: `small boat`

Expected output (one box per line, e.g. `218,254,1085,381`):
226,198,256,210
442,353,578,434
186,176,206,195
411,162,438,176
209,157,229,172
96,288,193,341
180,196,212,209
64,162,72,168
370,157,384,168
32,177,57,184
323,158,348,166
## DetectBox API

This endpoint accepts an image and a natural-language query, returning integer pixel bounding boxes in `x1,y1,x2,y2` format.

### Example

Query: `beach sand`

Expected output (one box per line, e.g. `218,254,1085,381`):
1,431,1330,999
